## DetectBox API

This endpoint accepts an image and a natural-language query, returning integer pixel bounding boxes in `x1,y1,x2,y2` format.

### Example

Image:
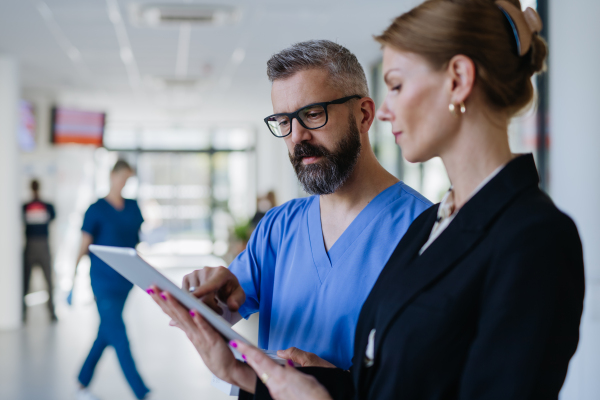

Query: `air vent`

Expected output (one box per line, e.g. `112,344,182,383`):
130,3,241,27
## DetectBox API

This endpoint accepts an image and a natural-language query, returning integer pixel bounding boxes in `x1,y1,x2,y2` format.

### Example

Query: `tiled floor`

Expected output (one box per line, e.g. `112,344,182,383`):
0,266,259,400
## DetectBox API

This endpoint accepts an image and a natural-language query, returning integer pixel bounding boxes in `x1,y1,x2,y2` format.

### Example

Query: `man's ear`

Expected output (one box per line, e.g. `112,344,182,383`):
358,97,376,134
447,55,476,104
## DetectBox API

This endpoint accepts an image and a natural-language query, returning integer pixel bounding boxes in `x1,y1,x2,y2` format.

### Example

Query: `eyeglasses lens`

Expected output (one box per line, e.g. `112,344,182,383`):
267,115,291,137
299,105,326,129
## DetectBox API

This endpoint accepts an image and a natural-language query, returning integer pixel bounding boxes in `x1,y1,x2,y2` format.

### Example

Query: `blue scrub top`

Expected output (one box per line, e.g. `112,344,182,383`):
229,182,432,369
82,198,144,293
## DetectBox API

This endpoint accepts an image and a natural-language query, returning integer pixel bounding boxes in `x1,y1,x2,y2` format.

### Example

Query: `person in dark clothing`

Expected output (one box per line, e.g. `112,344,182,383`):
23,179,57,321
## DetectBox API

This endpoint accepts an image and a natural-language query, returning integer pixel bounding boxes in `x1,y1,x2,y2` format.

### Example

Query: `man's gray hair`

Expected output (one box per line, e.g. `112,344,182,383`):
266,40,369,98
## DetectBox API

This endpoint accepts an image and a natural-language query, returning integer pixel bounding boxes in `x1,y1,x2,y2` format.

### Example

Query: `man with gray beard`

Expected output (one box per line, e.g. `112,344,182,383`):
150,40,431,380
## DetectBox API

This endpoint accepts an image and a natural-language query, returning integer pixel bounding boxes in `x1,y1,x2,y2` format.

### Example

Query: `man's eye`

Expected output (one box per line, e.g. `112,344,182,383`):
307,112,323,119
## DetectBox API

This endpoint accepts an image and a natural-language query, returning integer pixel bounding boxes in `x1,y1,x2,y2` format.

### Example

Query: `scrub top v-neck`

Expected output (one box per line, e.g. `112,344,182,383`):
82,198,144,293
229,182,432,369
308,183,414,284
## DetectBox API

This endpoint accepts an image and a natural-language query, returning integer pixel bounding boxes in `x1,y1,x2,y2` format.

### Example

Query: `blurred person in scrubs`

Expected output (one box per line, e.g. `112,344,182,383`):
73,160,151,400
22,179,57,321
151,40,432,374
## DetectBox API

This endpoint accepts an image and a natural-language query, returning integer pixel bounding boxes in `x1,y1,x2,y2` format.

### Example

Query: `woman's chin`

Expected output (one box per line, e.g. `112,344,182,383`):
402,149,431,164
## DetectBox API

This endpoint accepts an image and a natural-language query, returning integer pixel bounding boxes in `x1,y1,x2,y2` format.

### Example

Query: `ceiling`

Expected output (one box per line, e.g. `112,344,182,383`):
0,0,421,125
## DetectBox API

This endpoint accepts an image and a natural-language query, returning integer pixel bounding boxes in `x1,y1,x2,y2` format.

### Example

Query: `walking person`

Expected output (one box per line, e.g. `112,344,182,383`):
22,179,57,322
74,160,151,400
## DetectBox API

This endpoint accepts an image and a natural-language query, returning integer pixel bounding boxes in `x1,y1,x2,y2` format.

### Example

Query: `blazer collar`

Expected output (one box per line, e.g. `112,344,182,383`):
455,153,540,232
356,154,540,379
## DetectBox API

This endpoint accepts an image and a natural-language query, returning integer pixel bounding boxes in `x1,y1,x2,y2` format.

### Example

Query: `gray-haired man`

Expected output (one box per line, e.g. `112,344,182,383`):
152,40,431,378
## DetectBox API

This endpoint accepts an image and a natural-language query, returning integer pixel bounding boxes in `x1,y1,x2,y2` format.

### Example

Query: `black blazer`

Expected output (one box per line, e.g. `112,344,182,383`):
246,154,584,400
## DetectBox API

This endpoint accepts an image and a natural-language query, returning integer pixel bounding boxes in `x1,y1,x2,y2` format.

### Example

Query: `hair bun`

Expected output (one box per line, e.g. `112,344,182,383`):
528,34,547,75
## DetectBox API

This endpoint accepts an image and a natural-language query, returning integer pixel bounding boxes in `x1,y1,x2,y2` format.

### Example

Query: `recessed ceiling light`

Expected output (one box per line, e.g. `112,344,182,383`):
130,3,241,27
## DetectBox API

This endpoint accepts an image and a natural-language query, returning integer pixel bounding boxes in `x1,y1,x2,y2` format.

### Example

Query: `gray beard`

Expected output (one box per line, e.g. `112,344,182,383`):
290,116,362,195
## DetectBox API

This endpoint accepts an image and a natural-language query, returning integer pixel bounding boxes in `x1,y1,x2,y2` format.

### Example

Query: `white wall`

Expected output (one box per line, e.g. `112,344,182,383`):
551,0,600,398
20,91,98,299
0,55,22,330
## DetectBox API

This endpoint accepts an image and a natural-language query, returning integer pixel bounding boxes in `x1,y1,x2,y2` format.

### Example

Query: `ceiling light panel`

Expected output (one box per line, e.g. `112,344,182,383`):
130,3,241,27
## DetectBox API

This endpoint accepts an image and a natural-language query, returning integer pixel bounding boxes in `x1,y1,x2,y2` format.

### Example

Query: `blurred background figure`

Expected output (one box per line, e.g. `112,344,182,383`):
228,190,277,262
22,178,57,322
72,160,150,400
250,190,277,229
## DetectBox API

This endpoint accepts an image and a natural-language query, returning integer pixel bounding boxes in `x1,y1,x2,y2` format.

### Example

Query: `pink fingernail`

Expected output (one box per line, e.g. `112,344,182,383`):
189,310,195,317
241,354,247,361
287,359,294,367
160,293,167,300
146,289,155,295
229,340,238,348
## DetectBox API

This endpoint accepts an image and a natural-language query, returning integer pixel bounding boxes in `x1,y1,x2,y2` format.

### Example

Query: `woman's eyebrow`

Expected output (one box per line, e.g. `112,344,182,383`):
383,68,401,84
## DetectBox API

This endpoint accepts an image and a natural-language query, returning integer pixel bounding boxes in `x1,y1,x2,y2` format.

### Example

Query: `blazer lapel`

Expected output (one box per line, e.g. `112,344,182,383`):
381,204,440,273
373,221,483,352
355,154,541,381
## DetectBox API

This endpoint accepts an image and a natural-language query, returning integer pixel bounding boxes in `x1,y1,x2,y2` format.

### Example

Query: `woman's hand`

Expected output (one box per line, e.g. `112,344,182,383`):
234,340,333,400
147,286,256,392
276,347,336,368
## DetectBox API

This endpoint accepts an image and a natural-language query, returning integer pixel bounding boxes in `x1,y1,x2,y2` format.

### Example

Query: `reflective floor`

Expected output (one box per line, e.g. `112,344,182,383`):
0,264,259,400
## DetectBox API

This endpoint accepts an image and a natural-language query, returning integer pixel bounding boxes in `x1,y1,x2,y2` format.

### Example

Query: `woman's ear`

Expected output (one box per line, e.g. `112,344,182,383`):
447,55,476,104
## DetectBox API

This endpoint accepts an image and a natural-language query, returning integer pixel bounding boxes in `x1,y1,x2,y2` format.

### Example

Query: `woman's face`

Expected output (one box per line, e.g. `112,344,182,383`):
110,169,133,193
377,46,457,163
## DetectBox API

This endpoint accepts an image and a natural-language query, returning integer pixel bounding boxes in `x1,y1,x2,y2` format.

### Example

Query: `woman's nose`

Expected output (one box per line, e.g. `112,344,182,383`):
376,101,393,122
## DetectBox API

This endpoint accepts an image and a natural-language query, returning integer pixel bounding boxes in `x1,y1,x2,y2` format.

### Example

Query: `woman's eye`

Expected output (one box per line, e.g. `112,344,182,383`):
391,84,402,93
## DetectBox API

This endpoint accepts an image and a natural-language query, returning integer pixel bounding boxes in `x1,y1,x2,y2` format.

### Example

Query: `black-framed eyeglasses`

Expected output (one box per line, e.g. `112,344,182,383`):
264,95,361,138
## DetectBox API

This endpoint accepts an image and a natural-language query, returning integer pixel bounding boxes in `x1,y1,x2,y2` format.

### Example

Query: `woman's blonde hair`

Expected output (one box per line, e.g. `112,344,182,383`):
375,0,547,116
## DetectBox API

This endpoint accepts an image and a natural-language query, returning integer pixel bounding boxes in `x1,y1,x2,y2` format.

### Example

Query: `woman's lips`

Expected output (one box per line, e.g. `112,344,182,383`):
393,131,403,137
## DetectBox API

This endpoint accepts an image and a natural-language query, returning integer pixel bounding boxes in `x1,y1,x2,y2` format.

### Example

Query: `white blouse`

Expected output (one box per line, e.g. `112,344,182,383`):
419,165,505,255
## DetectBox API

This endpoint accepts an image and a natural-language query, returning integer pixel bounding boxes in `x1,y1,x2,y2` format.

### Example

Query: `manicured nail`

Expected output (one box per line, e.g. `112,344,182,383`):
287,359,294,367
189,310,195,317
241,354,247,361
160,293,167,300
146,289,155,295
229,340,238,348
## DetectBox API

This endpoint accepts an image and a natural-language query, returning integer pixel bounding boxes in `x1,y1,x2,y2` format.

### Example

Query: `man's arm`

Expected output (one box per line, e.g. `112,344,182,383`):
184,211,276,319
48,203,56,221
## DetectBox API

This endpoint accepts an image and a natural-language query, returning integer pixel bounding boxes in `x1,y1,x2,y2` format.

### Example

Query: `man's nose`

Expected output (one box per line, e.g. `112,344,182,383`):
290,118,312,145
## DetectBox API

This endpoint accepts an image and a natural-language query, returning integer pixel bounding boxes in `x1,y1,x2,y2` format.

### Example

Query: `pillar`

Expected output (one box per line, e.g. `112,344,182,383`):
0,55,22,330
550,1,600,398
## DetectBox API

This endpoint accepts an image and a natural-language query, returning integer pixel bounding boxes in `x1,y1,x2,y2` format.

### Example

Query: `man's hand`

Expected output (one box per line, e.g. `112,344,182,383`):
147,286,256,392
277,347,336,368
182,266,246,314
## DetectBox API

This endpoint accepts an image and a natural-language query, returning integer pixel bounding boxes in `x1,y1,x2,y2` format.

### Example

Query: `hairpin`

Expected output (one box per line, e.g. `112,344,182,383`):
496,1,543,56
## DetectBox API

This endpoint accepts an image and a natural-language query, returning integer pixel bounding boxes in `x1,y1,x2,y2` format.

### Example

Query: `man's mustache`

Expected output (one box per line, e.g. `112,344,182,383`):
292,142,329,160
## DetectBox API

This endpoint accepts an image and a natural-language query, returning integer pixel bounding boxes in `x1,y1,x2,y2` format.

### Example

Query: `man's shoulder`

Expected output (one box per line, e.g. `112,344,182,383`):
396,182,434,209
262,196,315,222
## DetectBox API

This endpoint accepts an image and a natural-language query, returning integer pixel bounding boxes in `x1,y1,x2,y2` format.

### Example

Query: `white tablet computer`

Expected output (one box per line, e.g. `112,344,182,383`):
88,244,249,346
